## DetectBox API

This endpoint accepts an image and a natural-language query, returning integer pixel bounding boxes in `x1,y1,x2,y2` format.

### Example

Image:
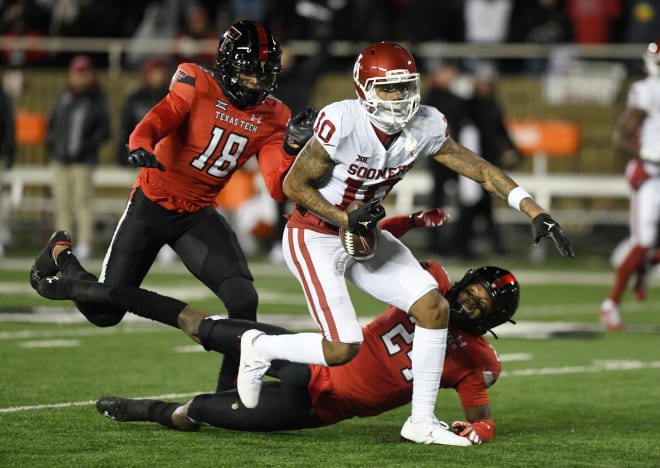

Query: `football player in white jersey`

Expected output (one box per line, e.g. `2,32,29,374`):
600,42,660,331
236,42,574,446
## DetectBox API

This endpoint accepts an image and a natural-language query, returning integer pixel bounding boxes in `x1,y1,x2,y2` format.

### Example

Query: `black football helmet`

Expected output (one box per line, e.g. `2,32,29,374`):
445,266,520,336
215,20,282,108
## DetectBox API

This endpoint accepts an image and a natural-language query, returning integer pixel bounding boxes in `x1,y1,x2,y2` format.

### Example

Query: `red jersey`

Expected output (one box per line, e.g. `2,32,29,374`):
307,267,501,424
128,63,293,212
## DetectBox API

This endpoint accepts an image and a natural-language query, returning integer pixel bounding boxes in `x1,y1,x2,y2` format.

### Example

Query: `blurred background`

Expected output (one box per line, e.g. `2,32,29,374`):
0,0,657,265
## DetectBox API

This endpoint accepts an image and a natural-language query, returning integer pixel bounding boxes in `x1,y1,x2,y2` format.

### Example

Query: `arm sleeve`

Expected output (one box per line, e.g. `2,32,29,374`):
455,371,492,408
128,90,191,153
257,143,295,203
380,214,413,239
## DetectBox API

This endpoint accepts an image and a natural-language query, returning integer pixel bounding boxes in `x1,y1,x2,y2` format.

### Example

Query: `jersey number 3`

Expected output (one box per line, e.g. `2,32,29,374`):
380,320,415,382
190,126,248,178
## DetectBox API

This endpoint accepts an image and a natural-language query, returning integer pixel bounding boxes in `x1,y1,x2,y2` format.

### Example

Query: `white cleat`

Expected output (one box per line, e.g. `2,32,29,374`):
599,298,623,332
236,329,271,409
400,417,472,446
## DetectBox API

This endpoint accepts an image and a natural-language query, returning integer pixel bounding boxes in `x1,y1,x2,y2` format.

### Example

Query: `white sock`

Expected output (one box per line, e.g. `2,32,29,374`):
253,333,328,366
410,325,447,424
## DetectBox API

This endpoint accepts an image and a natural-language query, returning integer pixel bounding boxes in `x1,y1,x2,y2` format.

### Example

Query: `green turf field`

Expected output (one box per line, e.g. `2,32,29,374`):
1,256,659,467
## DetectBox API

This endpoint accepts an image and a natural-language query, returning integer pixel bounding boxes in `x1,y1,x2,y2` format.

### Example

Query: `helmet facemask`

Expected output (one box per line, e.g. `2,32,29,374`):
221,59,281,107
445,266,520,337
215,21,282,108
354,64,420,134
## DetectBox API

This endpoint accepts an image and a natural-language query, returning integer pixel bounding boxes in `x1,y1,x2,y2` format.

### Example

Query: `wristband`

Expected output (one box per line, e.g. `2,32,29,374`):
507,186,532,211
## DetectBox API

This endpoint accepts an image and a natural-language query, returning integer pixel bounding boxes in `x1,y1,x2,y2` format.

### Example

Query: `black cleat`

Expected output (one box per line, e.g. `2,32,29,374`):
96,396,162,422
96,397,133,422
29,231,72,290
97,396,200,431
37,276,75,300
37,276,113,303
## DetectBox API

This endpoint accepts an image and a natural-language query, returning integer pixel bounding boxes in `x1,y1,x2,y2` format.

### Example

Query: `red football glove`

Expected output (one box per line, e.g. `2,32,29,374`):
452,419,495,445
409,208,449,228
624,159,650,190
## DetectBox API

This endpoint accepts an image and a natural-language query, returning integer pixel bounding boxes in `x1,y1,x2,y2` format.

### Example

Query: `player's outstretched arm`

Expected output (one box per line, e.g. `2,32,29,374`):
380,208,449,239
433,138,574,258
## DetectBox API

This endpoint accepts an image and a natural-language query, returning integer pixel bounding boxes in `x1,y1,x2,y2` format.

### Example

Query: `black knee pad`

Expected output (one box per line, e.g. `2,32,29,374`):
216,277,258,320
76,302,125,327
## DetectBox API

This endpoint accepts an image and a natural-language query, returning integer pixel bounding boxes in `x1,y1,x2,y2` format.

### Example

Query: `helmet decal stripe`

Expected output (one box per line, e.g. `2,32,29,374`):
492,273,516,289
254,22,269,62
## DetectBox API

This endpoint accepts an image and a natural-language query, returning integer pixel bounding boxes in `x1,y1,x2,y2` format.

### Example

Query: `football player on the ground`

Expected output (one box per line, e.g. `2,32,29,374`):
600,41,660,331
29,20,316,392
234,41,573,445
36,210,517,445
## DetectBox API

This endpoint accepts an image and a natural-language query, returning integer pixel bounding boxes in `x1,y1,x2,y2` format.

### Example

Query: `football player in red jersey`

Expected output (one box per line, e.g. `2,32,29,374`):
36,209,516,445
29,20,317,392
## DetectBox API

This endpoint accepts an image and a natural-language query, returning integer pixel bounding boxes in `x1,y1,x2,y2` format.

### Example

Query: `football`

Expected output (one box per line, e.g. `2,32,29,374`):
339,201,381,260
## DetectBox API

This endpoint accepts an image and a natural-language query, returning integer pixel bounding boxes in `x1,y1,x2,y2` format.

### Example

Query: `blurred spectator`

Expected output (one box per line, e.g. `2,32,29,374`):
400,0,464,43
565,0,622,44
117,57,170,166
464,0,514,73
46,0,147,38
620,0,660,44
421,59,469,255
464,0,513,44
45,55,111,260
450,64,522,260
47,0,82,35
173,6,216,67
230,0,271,22
506,0,573,74
0,0,49,66
125,0,189,69
0,85,16,258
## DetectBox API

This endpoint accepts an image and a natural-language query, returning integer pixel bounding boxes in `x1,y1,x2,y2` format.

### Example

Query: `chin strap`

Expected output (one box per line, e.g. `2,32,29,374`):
402,126,417,153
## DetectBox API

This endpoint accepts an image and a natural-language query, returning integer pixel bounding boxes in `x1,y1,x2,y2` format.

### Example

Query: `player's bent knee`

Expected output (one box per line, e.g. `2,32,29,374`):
322,340,360,366
409,290,449,329
76,302,125,327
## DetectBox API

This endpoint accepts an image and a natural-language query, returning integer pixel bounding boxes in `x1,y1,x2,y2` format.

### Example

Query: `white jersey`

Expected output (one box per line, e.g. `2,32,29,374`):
627,76,660,172
624,76,660,248
313,100,449,206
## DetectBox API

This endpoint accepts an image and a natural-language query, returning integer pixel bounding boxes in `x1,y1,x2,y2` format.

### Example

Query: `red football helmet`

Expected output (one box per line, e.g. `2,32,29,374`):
644,41,660,77
352,42,420,133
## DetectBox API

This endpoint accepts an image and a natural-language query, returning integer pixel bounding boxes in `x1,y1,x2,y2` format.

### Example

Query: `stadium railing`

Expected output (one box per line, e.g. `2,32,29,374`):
0,37,642,237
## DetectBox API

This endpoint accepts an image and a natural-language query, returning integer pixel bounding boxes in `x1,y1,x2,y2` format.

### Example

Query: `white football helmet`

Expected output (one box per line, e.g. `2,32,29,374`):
353,42,420,134
643,41,660,77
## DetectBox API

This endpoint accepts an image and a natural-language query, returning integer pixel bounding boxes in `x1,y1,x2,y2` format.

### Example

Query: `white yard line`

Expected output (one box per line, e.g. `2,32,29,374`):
2,360,660,414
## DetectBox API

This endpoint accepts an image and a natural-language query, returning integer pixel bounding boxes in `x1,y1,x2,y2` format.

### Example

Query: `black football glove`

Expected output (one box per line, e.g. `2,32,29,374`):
128,147,165,171
283,106,318,156
532,213,575,258
347,199,386,235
